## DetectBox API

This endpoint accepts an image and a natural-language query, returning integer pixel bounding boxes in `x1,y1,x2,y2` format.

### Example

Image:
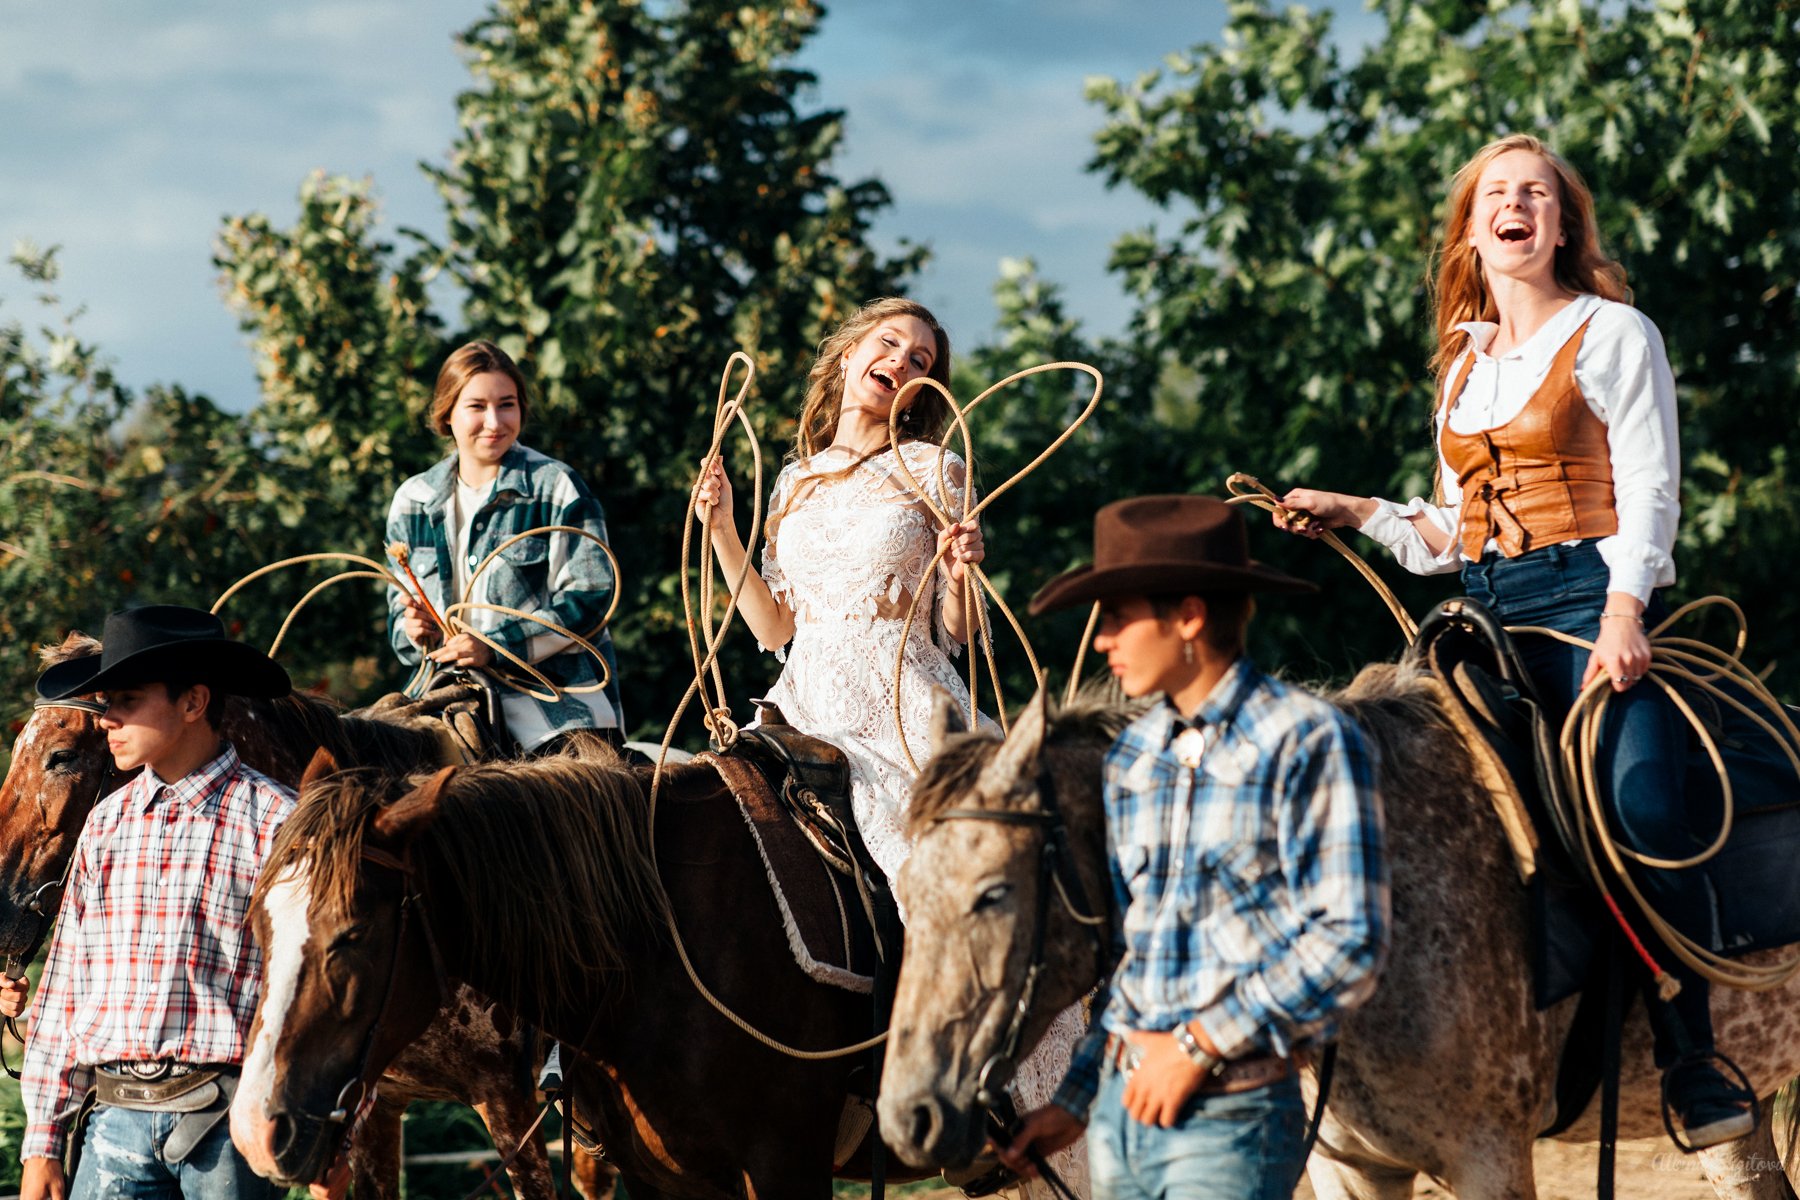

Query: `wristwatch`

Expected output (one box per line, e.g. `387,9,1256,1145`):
1173,1023,1223,1074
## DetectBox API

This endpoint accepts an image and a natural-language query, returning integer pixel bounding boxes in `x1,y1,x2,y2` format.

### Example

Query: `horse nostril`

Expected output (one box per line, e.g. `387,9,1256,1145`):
270,1111,299,1160
910,1101,939,1150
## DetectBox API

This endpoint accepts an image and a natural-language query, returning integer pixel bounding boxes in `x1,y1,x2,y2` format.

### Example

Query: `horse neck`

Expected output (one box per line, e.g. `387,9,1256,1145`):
1038,739,1115,1002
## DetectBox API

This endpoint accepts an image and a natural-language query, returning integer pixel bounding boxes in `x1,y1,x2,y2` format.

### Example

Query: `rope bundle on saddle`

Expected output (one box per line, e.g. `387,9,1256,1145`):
1231,471,1800,996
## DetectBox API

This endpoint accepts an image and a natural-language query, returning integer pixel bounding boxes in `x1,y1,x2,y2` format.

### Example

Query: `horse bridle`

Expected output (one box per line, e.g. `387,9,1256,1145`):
2,698,122,1081
929,763,1107,1109
290,842,452,1181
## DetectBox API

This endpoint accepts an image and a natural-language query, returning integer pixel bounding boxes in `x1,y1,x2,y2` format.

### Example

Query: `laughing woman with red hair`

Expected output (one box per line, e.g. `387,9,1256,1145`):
1276,135,1750,1148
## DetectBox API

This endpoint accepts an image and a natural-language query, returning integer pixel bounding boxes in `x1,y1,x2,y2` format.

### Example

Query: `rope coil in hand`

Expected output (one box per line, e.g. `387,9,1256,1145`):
885,361,1104,770
1230,470,1800,993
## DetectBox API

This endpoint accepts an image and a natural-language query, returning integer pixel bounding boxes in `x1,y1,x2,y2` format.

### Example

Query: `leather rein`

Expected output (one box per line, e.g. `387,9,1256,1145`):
929,763,1107,1109
3,698,122,1081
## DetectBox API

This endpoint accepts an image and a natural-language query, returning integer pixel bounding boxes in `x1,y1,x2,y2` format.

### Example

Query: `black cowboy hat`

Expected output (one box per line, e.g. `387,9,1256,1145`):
36,605,291,701
1029,494,1316,615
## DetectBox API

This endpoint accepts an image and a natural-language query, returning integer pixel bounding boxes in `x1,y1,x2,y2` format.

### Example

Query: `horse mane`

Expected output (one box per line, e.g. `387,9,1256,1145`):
1324,660,1480,800
906,688,1143,834
261,743,665,1017
229,691,447,778
38,631,101,667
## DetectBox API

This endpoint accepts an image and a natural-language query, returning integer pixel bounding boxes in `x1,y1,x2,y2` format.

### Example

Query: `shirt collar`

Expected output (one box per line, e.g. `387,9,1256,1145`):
1155,655,1261,750
1454,292,1602,372
135,742,242,813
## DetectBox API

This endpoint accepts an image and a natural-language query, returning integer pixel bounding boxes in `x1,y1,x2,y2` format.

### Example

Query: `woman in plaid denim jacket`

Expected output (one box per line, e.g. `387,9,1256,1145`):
385,341,623,752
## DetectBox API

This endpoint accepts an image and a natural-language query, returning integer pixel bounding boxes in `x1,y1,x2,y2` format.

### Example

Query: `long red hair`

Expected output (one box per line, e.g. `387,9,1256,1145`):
1427,134,1629,385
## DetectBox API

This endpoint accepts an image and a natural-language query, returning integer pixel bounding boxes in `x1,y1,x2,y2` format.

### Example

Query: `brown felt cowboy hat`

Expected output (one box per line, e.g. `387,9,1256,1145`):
1029,494,1315,615
36,605,292,701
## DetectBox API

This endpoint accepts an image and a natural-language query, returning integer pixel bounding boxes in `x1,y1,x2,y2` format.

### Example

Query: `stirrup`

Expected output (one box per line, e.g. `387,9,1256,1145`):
1660,1050,1758,1153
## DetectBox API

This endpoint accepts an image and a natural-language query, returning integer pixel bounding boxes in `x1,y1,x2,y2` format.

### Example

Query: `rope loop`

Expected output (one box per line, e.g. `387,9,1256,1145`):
885,361,1105,769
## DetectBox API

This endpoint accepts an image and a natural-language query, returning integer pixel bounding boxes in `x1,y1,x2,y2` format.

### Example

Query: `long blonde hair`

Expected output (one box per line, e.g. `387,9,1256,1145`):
794,298,953,458
1427,134,1629,385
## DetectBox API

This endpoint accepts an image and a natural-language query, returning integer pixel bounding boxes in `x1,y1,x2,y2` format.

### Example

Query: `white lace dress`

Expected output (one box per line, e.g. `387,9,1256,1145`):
758,442,1089,1200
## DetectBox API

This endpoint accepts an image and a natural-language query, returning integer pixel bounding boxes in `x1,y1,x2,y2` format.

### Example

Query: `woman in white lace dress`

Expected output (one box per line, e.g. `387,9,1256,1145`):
696,297,1088,1198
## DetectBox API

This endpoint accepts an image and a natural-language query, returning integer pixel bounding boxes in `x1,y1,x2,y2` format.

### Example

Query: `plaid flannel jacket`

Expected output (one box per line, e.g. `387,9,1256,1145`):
385,444,624,743
1052,656,1389,1119
21,744,295,1160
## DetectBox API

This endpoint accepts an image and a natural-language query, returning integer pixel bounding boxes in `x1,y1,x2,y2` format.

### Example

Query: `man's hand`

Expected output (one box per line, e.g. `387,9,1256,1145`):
1121,1028,1215,1128
0,971,31,1019
996,1103,1086,1179
21,1156,67,1200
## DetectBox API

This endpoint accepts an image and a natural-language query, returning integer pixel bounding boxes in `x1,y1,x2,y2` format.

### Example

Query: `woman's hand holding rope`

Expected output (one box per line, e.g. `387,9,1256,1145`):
1584,594,1651,693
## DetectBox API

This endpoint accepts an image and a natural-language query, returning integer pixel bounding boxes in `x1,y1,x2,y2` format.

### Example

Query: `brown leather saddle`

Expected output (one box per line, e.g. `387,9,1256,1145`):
363,668,512,763
698,702,899,992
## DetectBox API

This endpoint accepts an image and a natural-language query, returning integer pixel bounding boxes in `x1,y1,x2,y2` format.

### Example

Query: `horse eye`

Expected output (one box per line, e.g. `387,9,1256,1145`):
45,748,80,771
330,924,370,952
972,882,1013,913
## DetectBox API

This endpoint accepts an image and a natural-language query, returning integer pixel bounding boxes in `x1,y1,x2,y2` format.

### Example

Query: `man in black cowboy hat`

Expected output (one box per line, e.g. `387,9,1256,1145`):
16,605,293,1200
999,495,1390,1200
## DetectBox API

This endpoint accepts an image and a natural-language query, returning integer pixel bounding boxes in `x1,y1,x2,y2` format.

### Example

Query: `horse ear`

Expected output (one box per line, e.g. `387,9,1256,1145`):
372,765,455,844
300,747,341,793
929,687,969,754
977,688,1048,800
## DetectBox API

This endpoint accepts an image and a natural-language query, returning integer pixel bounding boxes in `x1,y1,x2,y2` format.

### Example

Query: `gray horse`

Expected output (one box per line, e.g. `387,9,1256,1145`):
880,674,1800,1199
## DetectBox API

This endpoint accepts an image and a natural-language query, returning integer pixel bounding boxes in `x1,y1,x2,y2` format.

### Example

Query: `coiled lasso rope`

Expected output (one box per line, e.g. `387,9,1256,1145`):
647,352,889,1061
884,362,1104,771
1219,471,1800,994
213,529,622,704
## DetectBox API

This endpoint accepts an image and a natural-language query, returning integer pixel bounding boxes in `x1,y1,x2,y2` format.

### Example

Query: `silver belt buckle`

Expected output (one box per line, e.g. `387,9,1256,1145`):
125,1060,175,1080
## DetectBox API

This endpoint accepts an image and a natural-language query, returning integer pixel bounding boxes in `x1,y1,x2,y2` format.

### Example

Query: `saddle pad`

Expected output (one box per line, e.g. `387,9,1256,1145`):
702,753,876,994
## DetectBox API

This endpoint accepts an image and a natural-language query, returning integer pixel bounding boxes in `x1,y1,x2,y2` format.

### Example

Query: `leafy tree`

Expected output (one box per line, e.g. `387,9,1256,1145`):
218,0,921,735
1083,0,1800,679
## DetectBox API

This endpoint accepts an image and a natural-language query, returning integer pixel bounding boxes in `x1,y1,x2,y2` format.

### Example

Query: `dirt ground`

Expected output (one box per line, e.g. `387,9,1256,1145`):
879,1136,1741,1198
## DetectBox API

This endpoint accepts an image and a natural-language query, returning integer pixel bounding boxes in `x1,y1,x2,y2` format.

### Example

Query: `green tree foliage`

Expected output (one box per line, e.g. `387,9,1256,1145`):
216,0,920,733
1083,0,1800,678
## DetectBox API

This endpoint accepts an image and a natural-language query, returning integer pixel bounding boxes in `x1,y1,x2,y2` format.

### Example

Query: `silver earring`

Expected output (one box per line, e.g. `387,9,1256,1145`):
1183,641,1195,665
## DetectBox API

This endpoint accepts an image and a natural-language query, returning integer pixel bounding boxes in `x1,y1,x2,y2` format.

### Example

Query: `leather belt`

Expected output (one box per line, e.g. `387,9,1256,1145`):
96,1062,234,1111
1104,1034,1292,1095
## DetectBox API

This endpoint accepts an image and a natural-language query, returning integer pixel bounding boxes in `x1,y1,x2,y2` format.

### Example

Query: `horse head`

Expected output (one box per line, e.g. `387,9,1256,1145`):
0,633,130,965
232,749,455,1188
880,687,1119,1169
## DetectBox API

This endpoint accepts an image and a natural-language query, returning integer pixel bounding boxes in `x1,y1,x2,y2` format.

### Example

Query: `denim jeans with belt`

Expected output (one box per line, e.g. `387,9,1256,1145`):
69,1104,278,1200
1087,1059,1306,1200
1461,539,1712,1060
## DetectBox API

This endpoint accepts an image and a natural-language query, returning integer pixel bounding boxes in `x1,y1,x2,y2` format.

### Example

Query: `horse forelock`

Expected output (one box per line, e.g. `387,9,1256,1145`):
255,768,393,925
906,694,1138,835
37,631,101,667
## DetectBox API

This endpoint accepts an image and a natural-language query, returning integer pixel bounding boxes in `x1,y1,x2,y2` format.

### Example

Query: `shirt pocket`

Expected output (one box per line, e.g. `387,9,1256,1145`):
1199,840,1282,965
1116,842,1155,939
490,537,552,608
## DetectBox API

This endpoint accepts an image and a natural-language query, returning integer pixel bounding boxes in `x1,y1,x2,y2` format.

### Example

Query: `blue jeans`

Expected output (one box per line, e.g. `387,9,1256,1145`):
1461,540,1712,1059
1087,1061,1306,1200
69,1104,278,1200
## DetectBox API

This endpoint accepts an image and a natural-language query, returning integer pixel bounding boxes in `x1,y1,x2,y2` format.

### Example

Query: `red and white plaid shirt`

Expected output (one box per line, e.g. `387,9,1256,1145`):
21,742,295,1160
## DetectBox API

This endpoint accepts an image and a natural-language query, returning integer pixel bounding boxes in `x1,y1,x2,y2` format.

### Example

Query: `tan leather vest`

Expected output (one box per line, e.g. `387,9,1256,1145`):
1439,314,1618,561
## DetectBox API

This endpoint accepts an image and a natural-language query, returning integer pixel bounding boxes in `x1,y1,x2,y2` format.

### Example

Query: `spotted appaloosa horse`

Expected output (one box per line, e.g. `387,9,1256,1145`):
881,680,1800,1200
0,632,611,1200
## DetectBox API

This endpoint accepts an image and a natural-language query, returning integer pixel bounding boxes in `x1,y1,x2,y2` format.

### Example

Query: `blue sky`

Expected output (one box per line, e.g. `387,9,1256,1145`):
0,1,1318,410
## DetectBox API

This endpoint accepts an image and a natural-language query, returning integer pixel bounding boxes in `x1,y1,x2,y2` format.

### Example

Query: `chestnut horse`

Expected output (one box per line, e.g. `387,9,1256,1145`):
880,680,1800,1200
0,633,609,1200
228,745,919,1200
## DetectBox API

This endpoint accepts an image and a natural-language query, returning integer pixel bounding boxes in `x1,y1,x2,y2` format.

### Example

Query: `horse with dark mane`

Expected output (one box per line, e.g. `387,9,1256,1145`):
0,632,609,1200
228,742,918,1200
881,680,1800,1200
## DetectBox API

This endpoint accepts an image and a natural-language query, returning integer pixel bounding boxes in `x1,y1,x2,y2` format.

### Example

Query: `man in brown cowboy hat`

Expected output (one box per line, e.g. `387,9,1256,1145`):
999,495,1390,1200
16,605,293,1200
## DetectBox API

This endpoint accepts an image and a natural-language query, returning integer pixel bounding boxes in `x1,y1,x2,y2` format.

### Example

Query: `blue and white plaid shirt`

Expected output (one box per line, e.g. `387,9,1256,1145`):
385,444,623,748
1053,656,1389,1118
